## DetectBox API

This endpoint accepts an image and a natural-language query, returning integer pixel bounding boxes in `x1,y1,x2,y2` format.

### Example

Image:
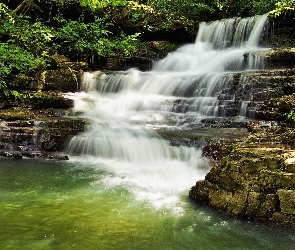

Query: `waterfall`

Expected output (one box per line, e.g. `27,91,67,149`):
67,14,270,209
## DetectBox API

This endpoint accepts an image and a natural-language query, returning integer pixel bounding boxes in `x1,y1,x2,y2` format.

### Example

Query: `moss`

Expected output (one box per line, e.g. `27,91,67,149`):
150,41,178,57
42,69,80,92
0,107,33,120
39,118,86,151
264,48,295,68
277,189,295,215
12,91,73,109
7,74,41,90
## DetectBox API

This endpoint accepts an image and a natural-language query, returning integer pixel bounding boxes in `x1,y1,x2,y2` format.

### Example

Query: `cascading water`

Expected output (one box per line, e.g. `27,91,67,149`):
67,14,270,210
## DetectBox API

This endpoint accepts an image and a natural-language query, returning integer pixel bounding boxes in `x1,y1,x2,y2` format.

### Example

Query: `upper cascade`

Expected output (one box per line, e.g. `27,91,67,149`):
152,14,269,73
196,14,269,49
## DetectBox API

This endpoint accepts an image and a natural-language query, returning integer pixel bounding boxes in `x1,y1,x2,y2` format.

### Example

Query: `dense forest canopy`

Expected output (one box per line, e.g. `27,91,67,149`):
0,0,294,96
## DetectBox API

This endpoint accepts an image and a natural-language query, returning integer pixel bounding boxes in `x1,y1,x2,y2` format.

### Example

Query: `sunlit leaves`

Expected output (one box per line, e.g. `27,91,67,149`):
79,0,127,10
0,43,46,90
128,1,154,12
0,3,12,21
1,16,54,56
269,0,295,17
56,17,141,59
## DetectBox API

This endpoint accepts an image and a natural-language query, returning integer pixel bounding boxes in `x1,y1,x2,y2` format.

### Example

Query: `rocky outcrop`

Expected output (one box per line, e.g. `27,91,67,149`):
0,109,86,159
7,55,87,92
0,56,88,159
190,123,295,225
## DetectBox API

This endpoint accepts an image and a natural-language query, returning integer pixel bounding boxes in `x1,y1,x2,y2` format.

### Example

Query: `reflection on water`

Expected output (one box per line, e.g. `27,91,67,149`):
0,158,294,250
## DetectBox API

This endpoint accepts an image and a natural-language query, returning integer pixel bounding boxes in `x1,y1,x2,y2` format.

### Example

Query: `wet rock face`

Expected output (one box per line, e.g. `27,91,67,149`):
264,48,295,69
0,108,86,159
190,125,295,225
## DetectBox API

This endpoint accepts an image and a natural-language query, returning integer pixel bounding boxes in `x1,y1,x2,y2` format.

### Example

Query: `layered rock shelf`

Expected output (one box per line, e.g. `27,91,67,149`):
0,108,86,159
189,60,295,224
190,124,295,225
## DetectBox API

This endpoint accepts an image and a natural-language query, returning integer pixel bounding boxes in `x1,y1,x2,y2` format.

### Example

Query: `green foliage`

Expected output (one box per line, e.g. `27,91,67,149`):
114,32,142,57
0,4,49,92
148,0,279,20
56,18,112,59
149,0,216,21
2,0,292,97
147,0,277,21
56,17,141,59
0,42,46,91
284,109,295,124
79,0,127,10
252,0,277,15
8,90,43,100
269,0,295,17
212,0,275,18
0,1,146,94
1,16,54,55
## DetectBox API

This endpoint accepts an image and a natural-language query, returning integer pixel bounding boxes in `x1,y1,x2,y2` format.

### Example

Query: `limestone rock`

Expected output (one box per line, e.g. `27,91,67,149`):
277,189,295,215
189,130,295,225
42,69,81,92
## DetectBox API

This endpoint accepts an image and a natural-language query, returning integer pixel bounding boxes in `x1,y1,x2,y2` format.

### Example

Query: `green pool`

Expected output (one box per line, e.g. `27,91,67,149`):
0,158,294,250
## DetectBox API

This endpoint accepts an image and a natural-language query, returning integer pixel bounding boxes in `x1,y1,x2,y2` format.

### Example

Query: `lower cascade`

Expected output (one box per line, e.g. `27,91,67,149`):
67,14,270,209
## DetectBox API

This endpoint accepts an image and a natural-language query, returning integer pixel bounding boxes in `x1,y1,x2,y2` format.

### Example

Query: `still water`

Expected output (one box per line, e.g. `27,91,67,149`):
0,158,294,250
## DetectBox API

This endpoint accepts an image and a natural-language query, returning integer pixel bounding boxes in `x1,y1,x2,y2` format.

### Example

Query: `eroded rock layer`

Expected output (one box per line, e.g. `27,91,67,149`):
190,123,295,225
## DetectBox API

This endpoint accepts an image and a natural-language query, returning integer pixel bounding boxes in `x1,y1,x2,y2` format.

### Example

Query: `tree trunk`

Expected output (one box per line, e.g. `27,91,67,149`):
8,0,32,17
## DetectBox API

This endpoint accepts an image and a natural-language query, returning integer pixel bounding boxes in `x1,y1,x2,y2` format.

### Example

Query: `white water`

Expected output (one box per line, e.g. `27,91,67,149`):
67,14,270,210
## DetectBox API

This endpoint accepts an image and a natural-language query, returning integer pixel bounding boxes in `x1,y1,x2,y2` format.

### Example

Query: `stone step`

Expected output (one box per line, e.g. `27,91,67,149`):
284,151,295,173
0,117,86,153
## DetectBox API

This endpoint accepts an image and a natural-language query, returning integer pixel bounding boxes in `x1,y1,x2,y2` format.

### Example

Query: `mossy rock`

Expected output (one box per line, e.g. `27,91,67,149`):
7,74,43,91
150,41,178,58
257,93,295,122
19,91,74,109
277,93,295,112
39,118,86,151
42,69,82,92
47,54,88,70
277,189,295,215
264,48,295,69
57,61,88,71
0,107,33,120
189,124,295,224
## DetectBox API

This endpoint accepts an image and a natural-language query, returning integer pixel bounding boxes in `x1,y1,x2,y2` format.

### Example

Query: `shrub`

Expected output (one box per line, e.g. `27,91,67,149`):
0,42,46,92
